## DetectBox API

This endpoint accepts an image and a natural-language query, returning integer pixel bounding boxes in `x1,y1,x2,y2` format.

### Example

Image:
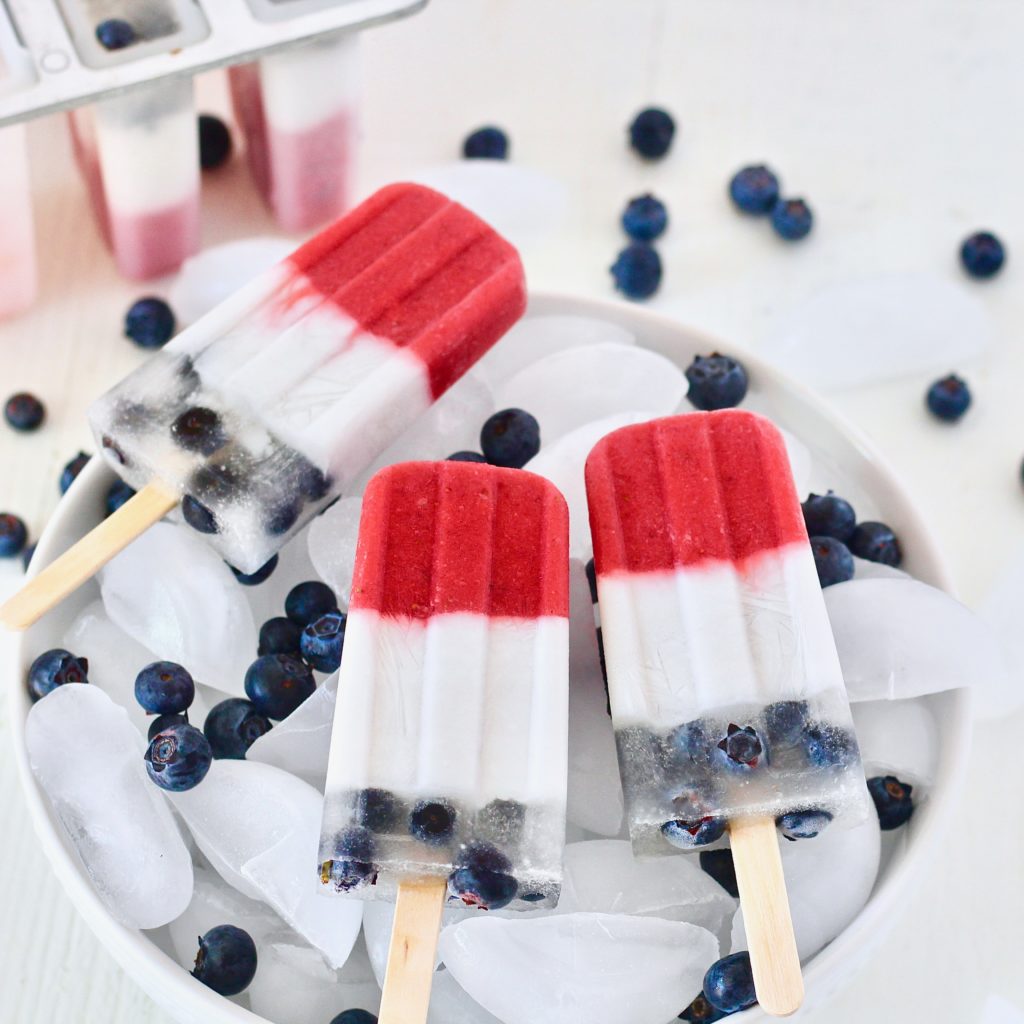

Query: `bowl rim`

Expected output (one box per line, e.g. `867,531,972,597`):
8,290,971,1023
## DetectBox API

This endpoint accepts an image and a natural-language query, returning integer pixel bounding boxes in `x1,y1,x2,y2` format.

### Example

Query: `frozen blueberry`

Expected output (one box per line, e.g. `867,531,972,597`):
21,542,36,572
685,353,748,410
296,460,332,502
776,808,833,841
354,788,400,832
300,610,346,673
728,164,781,215
448,841,518,910
867,775,914,830
101,434,128,466
95,18,136,50
244,654,316,720
764,699,810,747
258,616,303,657
181,494,218,534
698,849,738,899
285,580,338,627
628,107,675,159
662,816,726,850
848,521,902,567
476,798,527,839
189,453,249,506
703,952,757,1014
148,713,189,742
204,698,272,759
771,198,813,240
134,661,195,715
801,491,856,543
804,724,857,769
262,495,302,537
229,554,278,586
447,450,487,462
621,194,669,241
105,479,136,517
124,297,175,348
27,648,88,701
480,408,541,468
59,451,90,494
810,535,854,587
198,114,232,170
717,723,762,767
926,374,971,422
960,230,1005,279
667,720,716,769
145,722,212,791
191,925,257,996
0,513,28,558
462,126,509,160
409,799,456,845
326,826,377,892
171,407,227,456
610,242,662,300
329,1012,378,1024
4,392,44,432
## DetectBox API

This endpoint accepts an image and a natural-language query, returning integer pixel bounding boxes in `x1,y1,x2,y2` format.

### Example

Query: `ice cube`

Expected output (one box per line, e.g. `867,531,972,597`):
825,577,1004,702
242,529,323,639
977,546,1024,720
169,759,361,967
428,969,503,1024
852,556,908,581
439,913,718,1024
363,900,472,987
852,698,938,789
496,344,685,444
307,496,363,608
25,685,193,929
981,994,1024,1024
100,522,257,696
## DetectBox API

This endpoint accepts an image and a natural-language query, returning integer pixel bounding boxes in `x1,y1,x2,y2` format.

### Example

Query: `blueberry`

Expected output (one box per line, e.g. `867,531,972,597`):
135,661,195,715
244,654,316,720
145,723,213,791
728,164,781,215
296,459,331,502
263,496,302,537
409,799,456,845
679,992,729,1022
703,952,757,1014
300,611,347,673
480,408,541,469
476,798,527,839
4,392,45,432
448,841,518,910
258,616,303,657
101,434,128,466
804,724,857,769
124,297,175,348
229,554,278,586
462,126,509,160
325,826,377,892
446,451,487,462
285,580,338,627
610,242,662,300
777,808,833,841
867,775,914,830
621,194,669,241
960,231,1005,279
848,521,902,567
189,453,249,505
59,451,90,494
685,353,748,411
0,513,28,558
809,535,854,587
716,723,762,767
22,542,36,572
171,406,226,456
191,925,257,996
198,114,232,170
667,720,716,769
925,374,971,422
105,479,136,517
203,698,272,759
763,699,810,747
181,494,218,534
801,491,856,543
354,788,400,832
148,713,189,742
27,648,89,701
329,1011,378,1024
771,198,813,241
698,849,738,898
95,18,136,50
662,816,726,849
628,107,676,159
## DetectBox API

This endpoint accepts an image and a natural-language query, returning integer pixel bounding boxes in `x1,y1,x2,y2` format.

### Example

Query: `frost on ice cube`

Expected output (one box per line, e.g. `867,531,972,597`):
25,685,193,929
307,496,363,608
852,698,938,789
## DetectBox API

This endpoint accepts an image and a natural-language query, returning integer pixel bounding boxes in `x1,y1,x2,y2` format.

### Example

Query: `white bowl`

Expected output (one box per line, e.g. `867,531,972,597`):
8,292,970,1023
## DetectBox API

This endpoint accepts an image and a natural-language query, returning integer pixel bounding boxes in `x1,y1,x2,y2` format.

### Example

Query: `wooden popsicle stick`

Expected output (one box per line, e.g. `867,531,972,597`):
729,815,804,1017
378,875,448,1024
0,481,177,632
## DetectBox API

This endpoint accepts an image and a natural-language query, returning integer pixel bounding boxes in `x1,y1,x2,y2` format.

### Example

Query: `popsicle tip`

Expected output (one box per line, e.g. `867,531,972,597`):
0,590,34,632
756,976,804,1017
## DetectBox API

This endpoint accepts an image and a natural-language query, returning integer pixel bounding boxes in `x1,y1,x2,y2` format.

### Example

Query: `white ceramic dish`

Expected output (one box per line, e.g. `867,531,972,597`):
8,292,970,1024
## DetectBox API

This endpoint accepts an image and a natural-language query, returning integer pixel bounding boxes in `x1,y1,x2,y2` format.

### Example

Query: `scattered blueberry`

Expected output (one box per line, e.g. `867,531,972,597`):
21,542,36,572
679,992,729,1022
135,661,195,716
698,849,738,898
244,654,316,720
148,713,188,742
171,407,226,456
446,451,487,462
848,521,902,567
258,616,303,657
285,580,338,627
198,114,232,170
229,554,278,586
667,720,716,769
59,452,90,494
809,535,854,587
145,722,213,791
462,126,509,160
867,775,914,830
703,952,757,1014
203,698,272,759
105,479,136,517
354,788,400,832
181,494,218,534
771,198,813,241
801,491,856,543
728,164,781,215
610,242,662,300
804,724,857,769
95,18,136,50
448,841,518,910
27,648,88,701
960,231,1005,279
409,799,456,845
777,808,833,841
124,297,175,349
300,611,347,673
4,392,45,432
717,724,762,767
326,825,377,892
685,353,748,410
628,107,675,159
763,699,810,747
926,374,971,422
621,194,669,241
480,408,541,468
0,513,28,558
191,925,257,996
662,816,726,849
329,1011,378,1024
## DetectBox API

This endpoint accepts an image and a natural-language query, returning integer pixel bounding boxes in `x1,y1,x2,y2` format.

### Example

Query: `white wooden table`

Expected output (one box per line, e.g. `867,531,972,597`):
2,1,1023,1020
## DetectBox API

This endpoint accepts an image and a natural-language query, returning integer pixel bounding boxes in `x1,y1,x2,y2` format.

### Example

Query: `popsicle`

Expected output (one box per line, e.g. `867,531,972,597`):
319,460,569,1024
584,410,867,1016
1,183,526,630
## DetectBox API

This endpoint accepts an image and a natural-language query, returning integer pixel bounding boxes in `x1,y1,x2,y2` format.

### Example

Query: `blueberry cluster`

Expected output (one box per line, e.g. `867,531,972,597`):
728,164,813,241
